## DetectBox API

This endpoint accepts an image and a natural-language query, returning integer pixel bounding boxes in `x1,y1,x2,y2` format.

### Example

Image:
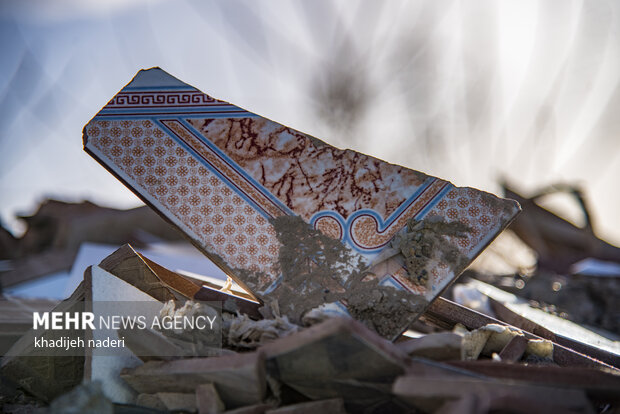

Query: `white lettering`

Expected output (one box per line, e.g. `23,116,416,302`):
65,312,79,329
33,312,49,329
52,312,63,330
83,312,95,330
205,315,217,329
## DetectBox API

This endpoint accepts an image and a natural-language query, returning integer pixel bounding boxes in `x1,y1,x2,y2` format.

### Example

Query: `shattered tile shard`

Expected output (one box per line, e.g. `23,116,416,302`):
83,67,520,337
120,351,266,408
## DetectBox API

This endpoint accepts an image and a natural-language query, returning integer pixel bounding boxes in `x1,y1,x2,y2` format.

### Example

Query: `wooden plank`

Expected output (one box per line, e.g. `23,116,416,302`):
498,334,528,362
100,244,263,318
393,375,594,413
488,296,620,368
445,360,620,403
423,297,619,371
503,184,620,274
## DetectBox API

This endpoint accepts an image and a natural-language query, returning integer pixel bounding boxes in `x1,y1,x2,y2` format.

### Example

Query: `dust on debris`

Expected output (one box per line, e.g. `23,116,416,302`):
395,216,472,287
259,215,427,338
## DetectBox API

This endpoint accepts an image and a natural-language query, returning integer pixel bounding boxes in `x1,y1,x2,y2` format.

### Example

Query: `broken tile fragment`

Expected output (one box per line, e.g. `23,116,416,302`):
136,393,167,411
156,392,197,412
393,375,594,413
221,404,274,414
83,67,520,336
98,244,201,302
265,398,346,414
261,317,409,409
196,383,225,414
120,351,266,409
117,326,192,361
194,285,262,319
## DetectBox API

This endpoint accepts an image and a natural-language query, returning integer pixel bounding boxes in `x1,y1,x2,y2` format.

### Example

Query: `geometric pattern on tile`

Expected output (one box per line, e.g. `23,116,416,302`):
86,119,279,281
83,67,520,317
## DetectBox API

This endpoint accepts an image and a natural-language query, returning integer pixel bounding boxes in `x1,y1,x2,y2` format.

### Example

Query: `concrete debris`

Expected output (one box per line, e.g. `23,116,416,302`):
460,323,553,361
226,314,299,350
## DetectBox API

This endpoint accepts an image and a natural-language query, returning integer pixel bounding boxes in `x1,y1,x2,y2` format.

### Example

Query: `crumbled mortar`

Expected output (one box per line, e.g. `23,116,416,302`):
394,216,472,287
221,214,479,338
225,313,300,350
239,215,428,338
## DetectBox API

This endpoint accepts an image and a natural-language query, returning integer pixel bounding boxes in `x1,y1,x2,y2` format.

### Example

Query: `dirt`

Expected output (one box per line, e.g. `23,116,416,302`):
223,214,475,338
344,283,428,338
395,215,472,287
258,215,428,338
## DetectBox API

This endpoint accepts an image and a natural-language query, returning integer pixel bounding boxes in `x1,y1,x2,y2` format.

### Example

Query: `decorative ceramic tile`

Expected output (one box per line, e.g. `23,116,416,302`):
83,68,520,337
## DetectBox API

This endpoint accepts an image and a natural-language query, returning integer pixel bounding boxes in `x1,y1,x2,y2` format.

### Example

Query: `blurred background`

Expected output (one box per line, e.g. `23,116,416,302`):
1,0,620,372
1,0,619,244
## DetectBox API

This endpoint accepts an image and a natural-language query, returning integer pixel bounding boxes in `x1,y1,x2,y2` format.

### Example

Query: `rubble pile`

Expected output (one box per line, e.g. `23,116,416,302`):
1,68,619,413
2,244,619,413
